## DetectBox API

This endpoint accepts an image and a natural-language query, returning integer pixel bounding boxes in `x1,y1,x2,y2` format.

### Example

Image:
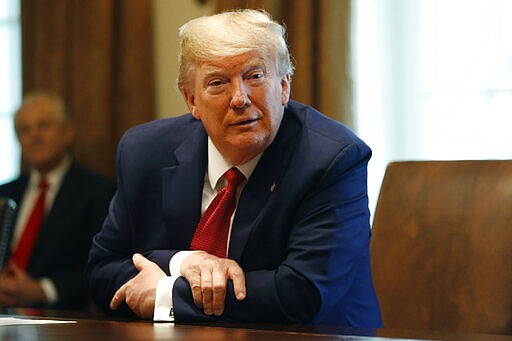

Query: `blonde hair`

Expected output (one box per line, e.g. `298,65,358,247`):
177,9,294,90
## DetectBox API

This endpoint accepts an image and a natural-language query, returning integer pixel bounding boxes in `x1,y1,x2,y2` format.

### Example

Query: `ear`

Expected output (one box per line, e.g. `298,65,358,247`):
182,86,200,119
280,74,291,106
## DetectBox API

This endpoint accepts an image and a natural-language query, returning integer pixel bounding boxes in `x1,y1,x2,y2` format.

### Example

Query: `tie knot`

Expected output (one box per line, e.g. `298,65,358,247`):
225,167,246,189
39,177,49,192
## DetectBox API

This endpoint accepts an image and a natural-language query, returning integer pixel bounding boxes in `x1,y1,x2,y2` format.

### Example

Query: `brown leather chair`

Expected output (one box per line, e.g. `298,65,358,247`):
0,197,17,268
371,160,512,334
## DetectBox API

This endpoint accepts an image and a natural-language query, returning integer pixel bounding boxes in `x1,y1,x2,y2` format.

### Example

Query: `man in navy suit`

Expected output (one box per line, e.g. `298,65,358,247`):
0,93,115,309
87,9,382,327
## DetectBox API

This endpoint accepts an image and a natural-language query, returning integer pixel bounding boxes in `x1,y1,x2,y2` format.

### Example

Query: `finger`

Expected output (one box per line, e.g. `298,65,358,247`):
0,283,16,300
201,268,213,315
211,268,227,316
0,275,17,295
7,262,22,278
228,265,246,301
0,292,16,307
187,273,203,309
110,285,126,310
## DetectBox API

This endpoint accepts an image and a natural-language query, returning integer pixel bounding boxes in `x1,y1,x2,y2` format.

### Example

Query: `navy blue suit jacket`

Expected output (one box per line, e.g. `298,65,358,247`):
86,101,382,327
0,163,115,308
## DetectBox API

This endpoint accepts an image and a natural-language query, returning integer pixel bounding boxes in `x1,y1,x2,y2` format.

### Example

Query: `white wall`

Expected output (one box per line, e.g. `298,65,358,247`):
152,0,214,119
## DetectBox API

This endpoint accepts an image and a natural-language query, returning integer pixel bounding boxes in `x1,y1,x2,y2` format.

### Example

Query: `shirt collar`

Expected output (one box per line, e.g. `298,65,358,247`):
29,155,72,189
207,138,262,191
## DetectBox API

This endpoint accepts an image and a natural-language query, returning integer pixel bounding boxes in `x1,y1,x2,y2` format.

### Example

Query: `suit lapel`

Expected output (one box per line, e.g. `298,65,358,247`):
28,164,79,271
229,110,302,262
162,125,208,246
33,164,81,243
44,164,78,224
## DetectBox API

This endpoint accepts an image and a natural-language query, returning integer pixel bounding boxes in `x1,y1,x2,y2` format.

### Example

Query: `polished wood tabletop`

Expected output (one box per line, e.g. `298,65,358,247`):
1,309,511,341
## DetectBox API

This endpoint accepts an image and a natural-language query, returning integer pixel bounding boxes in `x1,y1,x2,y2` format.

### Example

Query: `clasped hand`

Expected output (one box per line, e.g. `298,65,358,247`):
180,251,246,316
110,252,246,319
0,261,47,307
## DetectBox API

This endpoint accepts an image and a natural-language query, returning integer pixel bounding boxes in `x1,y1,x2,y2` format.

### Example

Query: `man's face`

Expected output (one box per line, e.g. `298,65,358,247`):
183,52,290,165
15,99,74,174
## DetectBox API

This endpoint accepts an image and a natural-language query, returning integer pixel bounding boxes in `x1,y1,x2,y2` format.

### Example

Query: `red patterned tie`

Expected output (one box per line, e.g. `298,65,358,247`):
190,167,246,258
11,177,49,269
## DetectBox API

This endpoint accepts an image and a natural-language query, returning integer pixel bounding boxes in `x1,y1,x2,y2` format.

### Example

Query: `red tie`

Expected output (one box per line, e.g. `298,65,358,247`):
11,177,49,269
190,167,246,258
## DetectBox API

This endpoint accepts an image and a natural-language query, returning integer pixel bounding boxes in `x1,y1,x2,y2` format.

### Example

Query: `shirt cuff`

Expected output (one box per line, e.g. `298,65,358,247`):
154,250,201,322
153,275,180,322
169,250,201,275
39,277,58,305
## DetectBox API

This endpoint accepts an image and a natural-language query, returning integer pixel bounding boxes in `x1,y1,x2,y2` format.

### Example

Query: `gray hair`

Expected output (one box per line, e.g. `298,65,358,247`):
15,92,70,130
177,9,294,90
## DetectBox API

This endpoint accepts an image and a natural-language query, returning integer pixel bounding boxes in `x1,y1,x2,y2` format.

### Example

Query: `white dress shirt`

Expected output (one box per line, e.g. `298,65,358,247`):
11,156,72,305
153,138,261,321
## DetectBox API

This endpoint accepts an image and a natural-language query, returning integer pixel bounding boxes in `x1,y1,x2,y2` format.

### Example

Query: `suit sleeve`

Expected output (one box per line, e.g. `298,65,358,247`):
85,133,180,316
173,142,374,324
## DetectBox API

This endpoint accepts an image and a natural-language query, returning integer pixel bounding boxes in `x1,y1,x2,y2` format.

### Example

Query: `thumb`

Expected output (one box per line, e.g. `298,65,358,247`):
228,264,246,301
7,261,23,277
132,253,149,271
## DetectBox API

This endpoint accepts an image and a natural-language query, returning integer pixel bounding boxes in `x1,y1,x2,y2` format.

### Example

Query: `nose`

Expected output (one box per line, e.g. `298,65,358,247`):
230,79,251,109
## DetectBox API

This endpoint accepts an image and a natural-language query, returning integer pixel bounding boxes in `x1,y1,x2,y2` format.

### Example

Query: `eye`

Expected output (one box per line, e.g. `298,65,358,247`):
246,70,266,84
208,79,224,87
250,72,263,80
17,126,29,136
205,78,227,94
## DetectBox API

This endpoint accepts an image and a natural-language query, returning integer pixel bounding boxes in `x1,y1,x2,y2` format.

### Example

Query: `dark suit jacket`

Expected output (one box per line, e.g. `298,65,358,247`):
86,100,382,327
0,163,115,308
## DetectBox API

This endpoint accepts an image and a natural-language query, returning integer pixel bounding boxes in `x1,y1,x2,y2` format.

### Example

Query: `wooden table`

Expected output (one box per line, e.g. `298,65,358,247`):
1,309,511,340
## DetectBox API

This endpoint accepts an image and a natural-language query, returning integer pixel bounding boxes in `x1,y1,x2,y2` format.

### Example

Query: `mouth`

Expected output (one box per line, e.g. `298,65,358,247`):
231,117,259,127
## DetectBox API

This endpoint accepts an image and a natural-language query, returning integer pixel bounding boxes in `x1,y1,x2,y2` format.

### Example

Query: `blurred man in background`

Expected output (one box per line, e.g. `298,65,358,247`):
0,92,115,309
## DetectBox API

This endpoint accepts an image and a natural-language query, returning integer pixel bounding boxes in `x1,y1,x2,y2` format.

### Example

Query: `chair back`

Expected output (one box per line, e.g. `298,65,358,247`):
0,197,17,268
371,160,512,334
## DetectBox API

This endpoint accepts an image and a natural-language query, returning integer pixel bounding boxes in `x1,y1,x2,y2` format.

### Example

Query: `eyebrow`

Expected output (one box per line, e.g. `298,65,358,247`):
202,57,267,78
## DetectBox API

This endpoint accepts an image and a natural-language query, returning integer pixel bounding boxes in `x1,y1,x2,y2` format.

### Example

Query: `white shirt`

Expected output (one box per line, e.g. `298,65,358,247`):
153,138,261,321
11,156,72,305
